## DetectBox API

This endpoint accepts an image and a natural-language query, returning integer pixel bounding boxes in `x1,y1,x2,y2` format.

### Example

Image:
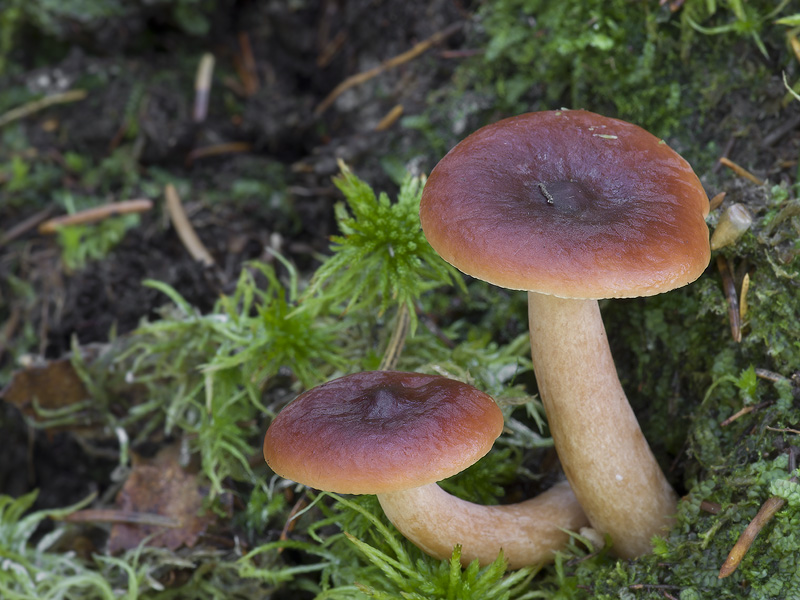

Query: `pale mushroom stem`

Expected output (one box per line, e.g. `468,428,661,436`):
527,292,678,559
377,479,588,569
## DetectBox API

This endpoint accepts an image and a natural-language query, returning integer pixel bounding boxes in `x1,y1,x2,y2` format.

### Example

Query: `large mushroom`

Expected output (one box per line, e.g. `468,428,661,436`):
419,109,710,558
263,370,588,568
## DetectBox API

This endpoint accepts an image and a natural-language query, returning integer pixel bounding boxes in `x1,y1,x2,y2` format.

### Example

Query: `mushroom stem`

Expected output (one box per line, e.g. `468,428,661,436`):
527,292,677,559
377,479,588,569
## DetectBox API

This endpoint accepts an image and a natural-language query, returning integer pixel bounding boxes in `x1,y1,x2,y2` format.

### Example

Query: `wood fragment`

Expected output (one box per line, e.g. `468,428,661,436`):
185,141,252,166
718,157,765,186
0,89,88,129
278,493,309,551
699,500,722,515
237,32,259,96
739,272,750,322
716,255,741,342
164,184,215,266
314,22,463,116
708,191,726,211
38,199,153,234
720,405,754,427
317,30,347,68
765,426,800,435
193,53,216,123
719,475,798,578
0,206,56,246
754,368,789,383
60,509,181,528
374,104,404,131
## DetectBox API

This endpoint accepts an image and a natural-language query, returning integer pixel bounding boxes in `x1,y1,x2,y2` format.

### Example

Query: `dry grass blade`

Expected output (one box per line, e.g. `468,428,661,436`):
718,157,765,186
314,22,463,116
718,477,798,578
716,255,741,342
0,89,88,128
164,184,215,266
193,53,216,122
38,199,153,234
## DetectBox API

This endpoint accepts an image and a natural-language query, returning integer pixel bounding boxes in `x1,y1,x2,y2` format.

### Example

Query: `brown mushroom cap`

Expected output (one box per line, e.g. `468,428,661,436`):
420,110,711,299
263,371,504,494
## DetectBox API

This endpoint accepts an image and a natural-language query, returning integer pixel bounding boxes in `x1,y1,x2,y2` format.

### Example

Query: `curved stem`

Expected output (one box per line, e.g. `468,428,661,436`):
377,479,588,569
527,292,677,558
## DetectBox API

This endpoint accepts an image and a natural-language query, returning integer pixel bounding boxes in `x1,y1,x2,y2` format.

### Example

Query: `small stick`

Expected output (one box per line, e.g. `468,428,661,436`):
374,104,404,131
719,473,798,578
237,32,259,96
185,141,252,166
718,157,765,186
720,405,754,427
164,184,215,266
765,426,800,435
708,191,726,211
317,30,347,68
314,22,463,116
193,53,216,123
38,199,153,234
739,273,750,322
278,492,309,551
0,89,88,129
58,509,180,528
0,206,56,246
755,368,790,383
716,255,741,342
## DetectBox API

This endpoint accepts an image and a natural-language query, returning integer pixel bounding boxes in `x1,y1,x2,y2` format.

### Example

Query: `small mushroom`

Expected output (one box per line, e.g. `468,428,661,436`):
420,110,711,558
263,371,588,569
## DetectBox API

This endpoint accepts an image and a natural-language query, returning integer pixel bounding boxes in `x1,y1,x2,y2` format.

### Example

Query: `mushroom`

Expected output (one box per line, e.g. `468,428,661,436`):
419,110,711,558
263,370,589,569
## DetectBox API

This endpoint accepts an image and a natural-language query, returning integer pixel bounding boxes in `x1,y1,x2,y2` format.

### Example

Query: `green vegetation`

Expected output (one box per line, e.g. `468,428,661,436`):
1,0,800,598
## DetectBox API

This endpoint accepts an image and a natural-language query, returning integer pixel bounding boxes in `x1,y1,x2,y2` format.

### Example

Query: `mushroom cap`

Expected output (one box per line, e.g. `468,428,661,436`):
263,371,504,494
419,110,711,299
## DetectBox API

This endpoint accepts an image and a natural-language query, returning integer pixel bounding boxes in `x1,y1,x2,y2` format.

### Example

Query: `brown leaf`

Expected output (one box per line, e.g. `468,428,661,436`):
108,444,223,553
0,358,89,421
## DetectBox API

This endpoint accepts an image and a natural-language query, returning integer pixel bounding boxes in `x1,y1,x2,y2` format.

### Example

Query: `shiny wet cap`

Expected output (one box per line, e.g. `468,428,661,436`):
420,110,710,299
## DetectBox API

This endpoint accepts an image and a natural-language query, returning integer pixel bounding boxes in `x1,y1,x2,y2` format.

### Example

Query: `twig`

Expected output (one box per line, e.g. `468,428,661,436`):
59,509,180,528
164,184,215,266
0,89,88,129
708,191,726,211
739,272,750,322
765,426,800,435
374,104,404,131
185,141,252,166
314,22,463,116
317,30,347,68
754,368,790,383
718,157,765,186
236,31,259,97
38,199,153,234
193,53,216,123
278,492,309,551
720,405,754,427
719,474,798,578
720,400,772,427
0,206,56,246
716,255,741,342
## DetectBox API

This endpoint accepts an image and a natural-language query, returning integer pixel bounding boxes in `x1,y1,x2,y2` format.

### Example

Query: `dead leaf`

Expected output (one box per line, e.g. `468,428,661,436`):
0,358,90,424
108,444,226,553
